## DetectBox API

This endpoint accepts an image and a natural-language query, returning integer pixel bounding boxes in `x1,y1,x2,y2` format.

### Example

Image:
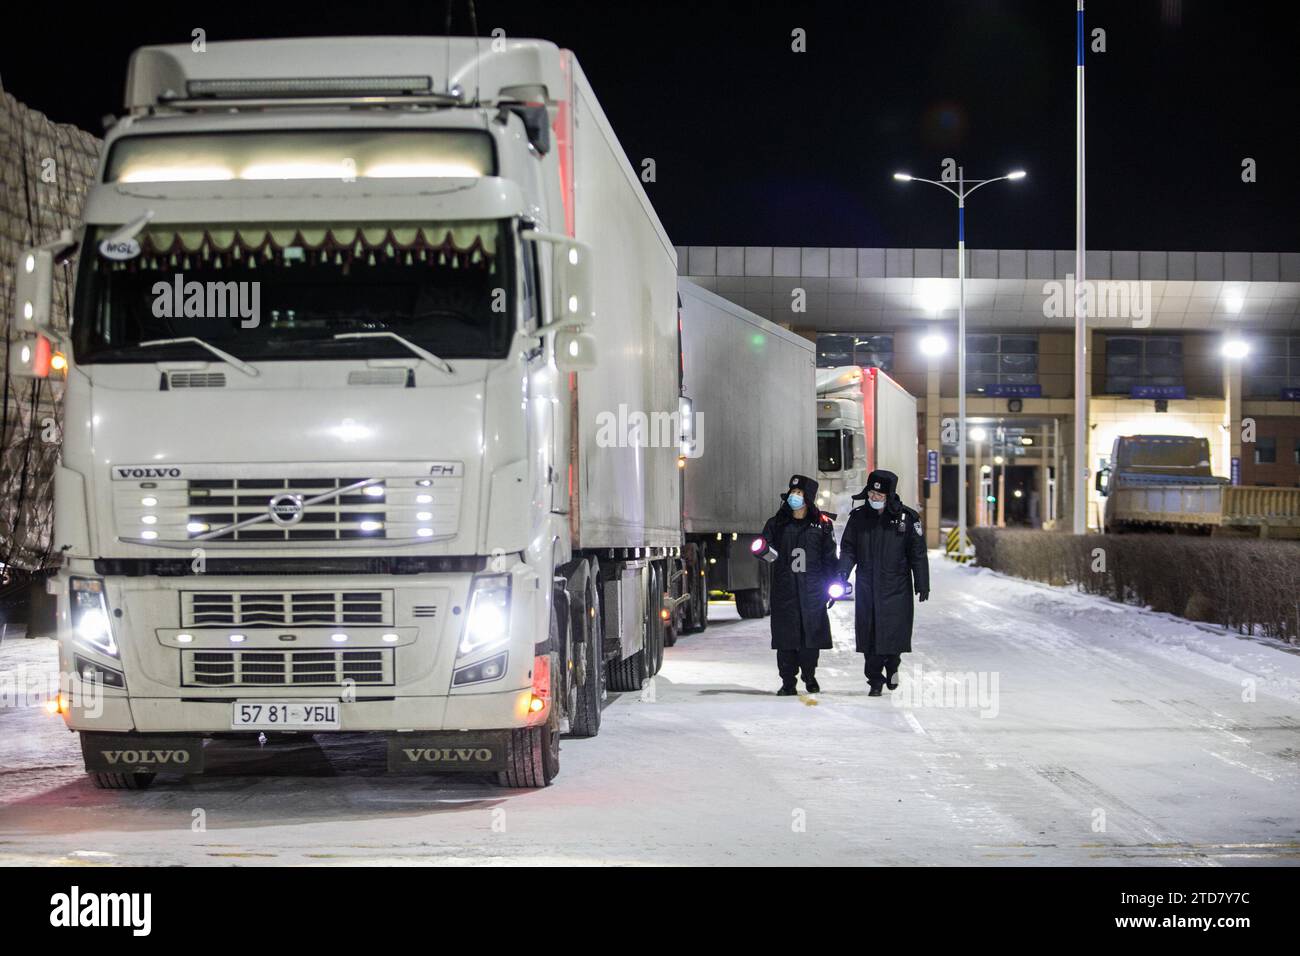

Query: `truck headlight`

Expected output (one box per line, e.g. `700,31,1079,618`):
459,575,512,658
70,577,117,658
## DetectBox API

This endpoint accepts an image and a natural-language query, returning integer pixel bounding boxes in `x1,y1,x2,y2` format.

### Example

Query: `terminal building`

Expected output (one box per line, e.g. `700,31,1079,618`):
677,245,1300,546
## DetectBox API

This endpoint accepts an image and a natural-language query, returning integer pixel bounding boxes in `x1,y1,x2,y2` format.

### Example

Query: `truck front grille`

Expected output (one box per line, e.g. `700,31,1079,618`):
183,648,392,687
182,589,392,627
189,477,390,541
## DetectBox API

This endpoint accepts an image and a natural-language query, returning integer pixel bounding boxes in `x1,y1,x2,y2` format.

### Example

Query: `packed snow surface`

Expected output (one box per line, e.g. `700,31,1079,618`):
1,558,1297,866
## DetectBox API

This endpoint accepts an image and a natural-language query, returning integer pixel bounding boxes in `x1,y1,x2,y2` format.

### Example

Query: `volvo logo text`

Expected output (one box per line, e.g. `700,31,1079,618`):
268,493,306,526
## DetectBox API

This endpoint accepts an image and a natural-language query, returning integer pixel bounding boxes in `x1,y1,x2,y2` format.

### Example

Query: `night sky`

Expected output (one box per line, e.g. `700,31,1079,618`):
2,0,1296,252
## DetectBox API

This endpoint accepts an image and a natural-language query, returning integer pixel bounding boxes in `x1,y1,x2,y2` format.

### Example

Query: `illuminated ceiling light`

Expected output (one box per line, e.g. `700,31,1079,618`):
1021,437,1034,446
1223,290,1245,314
919,333,948,356
1221,338,1249,359
916,279,949,315
994,455,1005,465
969,427,988,442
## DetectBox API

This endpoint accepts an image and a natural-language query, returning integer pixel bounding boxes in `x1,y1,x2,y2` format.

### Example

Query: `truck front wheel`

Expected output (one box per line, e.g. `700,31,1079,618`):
498,720,560,788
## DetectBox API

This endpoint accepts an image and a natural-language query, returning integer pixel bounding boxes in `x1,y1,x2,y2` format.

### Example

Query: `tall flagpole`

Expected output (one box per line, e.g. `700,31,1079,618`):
1072,0,1089,534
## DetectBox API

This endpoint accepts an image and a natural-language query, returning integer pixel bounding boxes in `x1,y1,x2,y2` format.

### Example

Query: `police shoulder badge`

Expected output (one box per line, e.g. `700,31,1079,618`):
915,521,924,536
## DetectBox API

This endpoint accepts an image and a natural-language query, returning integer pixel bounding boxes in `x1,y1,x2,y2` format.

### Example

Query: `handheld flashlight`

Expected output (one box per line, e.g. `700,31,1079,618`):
750,537,778,563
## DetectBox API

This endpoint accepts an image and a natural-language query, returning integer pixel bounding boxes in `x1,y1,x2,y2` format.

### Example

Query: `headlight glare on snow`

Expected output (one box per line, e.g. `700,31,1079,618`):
459,575,512,658
70,577,117,658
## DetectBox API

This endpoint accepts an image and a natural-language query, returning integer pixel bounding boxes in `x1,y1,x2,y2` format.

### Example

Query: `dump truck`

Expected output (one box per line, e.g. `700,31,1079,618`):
1097,434,1300,538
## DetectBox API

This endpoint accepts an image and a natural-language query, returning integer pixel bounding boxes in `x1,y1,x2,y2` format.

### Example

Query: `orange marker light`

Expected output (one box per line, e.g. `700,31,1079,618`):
50,351,68,372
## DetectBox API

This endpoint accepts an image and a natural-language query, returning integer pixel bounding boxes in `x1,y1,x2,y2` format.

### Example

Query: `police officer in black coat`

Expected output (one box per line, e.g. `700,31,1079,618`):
757,475,838,695
836,469,930,696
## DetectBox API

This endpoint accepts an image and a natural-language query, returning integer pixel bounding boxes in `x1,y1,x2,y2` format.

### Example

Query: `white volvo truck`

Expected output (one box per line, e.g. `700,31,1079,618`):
8,37,709,789
815,365,920,533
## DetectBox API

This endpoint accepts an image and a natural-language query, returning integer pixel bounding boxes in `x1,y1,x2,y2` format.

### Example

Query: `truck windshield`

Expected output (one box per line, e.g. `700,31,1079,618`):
72,220,515,363
817,429,844,472
1116,438,1212,474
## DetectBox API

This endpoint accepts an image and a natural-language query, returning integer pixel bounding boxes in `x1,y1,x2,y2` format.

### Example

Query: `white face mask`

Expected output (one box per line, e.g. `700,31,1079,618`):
868,498,885,511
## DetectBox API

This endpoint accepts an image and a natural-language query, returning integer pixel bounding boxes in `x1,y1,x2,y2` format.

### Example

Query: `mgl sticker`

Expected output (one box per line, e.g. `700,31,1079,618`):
99,237,141,260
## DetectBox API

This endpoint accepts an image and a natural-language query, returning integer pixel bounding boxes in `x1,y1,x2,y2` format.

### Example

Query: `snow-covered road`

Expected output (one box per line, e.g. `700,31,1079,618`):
1,557,1298,866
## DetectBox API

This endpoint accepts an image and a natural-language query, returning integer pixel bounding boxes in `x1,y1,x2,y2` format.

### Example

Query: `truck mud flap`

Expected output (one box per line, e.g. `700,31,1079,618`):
387,731,510,773
81,733,204,774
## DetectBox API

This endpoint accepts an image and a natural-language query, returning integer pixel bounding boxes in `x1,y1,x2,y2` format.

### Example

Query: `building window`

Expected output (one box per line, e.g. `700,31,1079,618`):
1244,336,1300,399
1294,438,1300,466
816,333,894,371
965,334,1038,393
1254,437,1277,465
1104,335,1184,394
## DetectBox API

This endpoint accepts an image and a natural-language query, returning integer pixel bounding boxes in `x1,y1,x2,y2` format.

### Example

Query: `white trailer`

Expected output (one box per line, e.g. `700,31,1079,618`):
815,366,920,529
677,280,816,621
9,37,684,789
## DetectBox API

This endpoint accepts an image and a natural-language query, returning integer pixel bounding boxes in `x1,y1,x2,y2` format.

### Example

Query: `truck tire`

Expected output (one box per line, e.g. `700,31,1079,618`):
735,588,765,618
568,561,603,738
497,721,559,788
91,771,155,790
499,608,561,787
689,545,709,633
646,563,666,676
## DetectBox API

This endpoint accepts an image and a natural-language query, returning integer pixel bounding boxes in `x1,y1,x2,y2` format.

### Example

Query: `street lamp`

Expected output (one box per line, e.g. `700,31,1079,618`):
893,166,1026,558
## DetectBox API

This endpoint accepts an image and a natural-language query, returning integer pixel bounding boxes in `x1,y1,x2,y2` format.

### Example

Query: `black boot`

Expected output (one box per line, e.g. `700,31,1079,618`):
886,669,900,691
868,685,883,697
777,683,797,696
804,675,820,693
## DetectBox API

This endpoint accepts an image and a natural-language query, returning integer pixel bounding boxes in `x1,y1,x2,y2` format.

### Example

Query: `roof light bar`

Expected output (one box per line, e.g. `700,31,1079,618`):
184,75,433,99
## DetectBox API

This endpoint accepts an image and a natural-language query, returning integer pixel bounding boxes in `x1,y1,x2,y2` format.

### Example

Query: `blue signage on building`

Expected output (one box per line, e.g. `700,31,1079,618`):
1131,384,1187,400
927,449,939,484
1231,457,1241,486
985,383,1042,398
1282,387,1300,401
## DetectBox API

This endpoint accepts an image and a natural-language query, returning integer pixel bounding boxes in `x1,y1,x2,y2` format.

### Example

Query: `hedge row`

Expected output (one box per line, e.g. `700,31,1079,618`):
968,528,1300,644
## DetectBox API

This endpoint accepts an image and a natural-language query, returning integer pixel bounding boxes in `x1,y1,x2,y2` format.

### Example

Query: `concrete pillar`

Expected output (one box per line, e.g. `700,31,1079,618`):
925,361,942,548
1040,424,1051,528
973,439,984,526
1223,357,1243,482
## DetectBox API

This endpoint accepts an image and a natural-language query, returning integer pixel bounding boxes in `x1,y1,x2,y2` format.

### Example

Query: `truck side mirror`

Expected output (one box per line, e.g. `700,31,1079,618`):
522,230,595,332
1095,469,1109,496
14,247,56,332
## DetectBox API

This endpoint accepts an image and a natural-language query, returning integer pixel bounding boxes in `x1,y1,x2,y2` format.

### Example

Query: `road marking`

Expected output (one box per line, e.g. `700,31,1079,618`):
903,711,926,735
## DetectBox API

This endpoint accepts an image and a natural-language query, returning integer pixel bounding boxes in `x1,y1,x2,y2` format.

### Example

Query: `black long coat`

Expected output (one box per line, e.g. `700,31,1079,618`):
836,499,930,655
759,505,838,650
